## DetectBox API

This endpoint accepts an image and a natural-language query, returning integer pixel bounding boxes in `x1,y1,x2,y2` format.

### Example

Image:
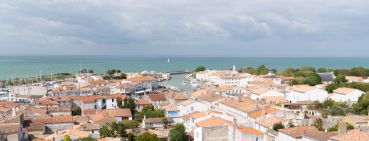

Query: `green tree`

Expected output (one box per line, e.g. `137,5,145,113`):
334,75,348,84
117,97,123,108
64,135,71,141
328,122,354,131
71,103,82,116
313,118,324,131
272,123,285,131
100,124,113,137
257,65,268,75
195,66,206,72
169,124,186,141
303,73,322,86
353,92,369,115
137,132,160,141
123,97,136,116
136,105,164,121
239,67,257,74
122,120,139,129
81,136,96,141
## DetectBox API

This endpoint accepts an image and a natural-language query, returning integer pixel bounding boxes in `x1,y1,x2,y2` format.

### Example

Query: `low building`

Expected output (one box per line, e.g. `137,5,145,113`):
331,87,364,103
0,123,26,141
142,117,173,128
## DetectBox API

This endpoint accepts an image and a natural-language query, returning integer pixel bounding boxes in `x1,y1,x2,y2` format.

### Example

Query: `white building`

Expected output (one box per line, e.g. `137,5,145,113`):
286,85,328,103
250,88,285,100
331,87,364,103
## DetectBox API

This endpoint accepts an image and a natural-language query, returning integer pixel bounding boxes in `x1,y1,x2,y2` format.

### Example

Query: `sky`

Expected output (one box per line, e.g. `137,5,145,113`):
0,0,369,57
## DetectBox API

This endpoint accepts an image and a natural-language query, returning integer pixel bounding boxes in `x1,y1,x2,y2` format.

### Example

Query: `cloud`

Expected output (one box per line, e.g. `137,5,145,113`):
0,0,369,56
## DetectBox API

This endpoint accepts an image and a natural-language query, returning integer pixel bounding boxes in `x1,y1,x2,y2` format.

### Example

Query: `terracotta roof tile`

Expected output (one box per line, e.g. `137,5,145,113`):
238,126,263,135
278,126,318,138
195,117,232,127
330,129,369,141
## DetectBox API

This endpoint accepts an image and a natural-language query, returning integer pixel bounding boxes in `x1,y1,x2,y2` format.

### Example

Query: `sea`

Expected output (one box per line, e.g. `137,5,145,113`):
1,56,369,80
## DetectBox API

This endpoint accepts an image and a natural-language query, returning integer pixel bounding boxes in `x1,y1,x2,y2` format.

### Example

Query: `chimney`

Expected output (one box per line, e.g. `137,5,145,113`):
238,95,242,102
261,107,266,119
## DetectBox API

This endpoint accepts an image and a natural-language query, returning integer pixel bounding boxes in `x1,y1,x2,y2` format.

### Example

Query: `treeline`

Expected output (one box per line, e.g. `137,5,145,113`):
103,69,127,80
239,65,369,87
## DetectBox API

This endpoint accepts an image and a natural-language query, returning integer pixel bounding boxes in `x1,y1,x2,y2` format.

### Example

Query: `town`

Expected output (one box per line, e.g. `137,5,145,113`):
1,65,369,141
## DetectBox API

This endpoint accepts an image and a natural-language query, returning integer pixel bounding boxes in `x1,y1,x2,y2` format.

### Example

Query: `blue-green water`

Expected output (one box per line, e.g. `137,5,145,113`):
1,56,369,79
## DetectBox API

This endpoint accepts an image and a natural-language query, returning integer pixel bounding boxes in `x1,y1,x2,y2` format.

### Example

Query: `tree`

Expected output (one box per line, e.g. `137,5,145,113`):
313,118,324,131
353,92,369,115
328,122,354,131
136,105,164,121
334,75,348,84
303,73,322,86
288,122,295,128
117,97,123,108
272,123,285,131
81,136,96,141
100,122,128,137
123,97,136,116
257,65,268,75
100,124,113,137
239,67,257,74
137,132,160,141
169,124,187,141
64,135,71,141
121,120,139,129
195,66,206,72
71,103,82,116
162,117,169,129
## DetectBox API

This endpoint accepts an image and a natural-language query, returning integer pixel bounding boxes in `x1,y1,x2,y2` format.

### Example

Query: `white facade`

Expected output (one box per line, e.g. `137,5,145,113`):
179,101,208,116
331,89,364,103
286,88,328,103
250,90,285,100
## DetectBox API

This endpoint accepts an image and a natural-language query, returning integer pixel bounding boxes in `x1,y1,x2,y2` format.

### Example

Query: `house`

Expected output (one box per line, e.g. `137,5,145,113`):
286,85,328,103
128,76,158,93
255,116,285,141
0,101,21,120
217,97,270,123
302,130,337,141
318,72,336,83
278,126,319,141
146,93,167,108
43,116,78,134
162,104,180,123
80,123,101,138
0,123,26,141
179,99,208,116
250,87,285,100
329,129,369,141
142,117,173,128
96,108,132,121
77,94,127,110
164,91,189,104
88,80,108,87
331,87,364,103
136,99,151,112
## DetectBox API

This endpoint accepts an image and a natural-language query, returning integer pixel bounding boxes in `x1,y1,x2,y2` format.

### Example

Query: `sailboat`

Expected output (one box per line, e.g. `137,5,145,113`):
167,58,170,63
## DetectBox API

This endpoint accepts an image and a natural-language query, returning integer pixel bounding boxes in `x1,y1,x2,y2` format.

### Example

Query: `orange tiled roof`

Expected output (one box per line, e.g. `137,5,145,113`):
333,87,358,95
292,85,315,93
128,76,156,82
195,117,232,127
330,129,369,141
147,93,167,101
256,116,284,128
248,107,279,119
237,126,263,135
89,80,108,85
278,126,318,138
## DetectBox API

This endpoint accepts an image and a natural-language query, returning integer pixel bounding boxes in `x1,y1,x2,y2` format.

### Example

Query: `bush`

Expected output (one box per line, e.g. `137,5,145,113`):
273,123,285,131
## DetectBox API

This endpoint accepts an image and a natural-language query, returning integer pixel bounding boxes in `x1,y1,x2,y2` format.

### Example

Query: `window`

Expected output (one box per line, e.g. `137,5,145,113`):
92,130,94,133
112,99,114,102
